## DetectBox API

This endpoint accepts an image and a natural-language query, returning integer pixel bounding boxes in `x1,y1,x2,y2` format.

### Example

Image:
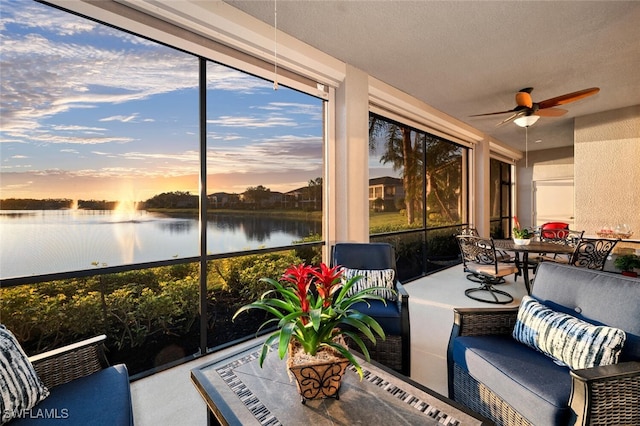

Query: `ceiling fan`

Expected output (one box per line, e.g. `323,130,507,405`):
471,87,600,126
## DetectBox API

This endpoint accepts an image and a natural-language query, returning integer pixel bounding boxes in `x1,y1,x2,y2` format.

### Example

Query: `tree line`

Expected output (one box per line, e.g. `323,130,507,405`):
1,179,323,211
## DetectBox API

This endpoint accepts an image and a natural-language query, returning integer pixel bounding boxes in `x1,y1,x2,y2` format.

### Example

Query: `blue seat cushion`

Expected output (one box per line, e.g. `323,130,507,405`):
453,335,572,425
11,364,133,425
350,299,401,335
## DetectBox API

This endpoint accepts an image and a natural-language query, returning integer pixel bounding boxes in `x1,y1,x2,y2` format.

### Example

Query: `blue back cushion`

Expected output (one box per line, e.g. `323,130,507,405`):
532,262,640,361
331,243,396,271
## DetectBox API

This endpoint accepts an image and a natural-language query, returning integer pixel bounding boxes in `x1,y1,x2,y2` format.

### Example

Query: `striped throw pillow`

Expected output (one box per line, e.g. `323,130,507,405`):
341,268,397,301
0,325,49,424
513,296,626,370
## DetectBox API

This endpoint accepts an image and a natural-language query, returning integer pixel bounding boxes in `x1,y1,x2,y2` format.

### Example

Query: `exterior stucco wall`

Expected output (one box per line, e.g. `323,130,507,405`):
574,105,640,235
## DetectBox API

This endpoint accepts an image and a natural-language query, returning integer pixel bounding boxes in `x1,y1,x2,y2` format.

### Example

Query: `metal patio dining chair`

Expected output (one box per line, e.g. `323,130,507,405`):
536,228,585,264
455,235,519,304
539,221,570,239
566,238,619,270
457,227,515,284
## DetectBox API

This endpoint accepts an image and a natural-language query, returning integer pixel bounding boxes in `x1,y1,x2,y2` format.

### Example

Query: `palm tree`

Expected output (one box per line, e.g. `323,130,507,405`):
369,116,462,226
369,117,422,225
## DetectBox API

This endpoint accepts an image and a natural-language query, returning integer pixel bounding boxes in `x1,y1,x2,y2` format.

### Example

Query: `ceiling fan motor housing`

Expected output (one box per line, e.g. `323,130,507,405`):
516,88,534,108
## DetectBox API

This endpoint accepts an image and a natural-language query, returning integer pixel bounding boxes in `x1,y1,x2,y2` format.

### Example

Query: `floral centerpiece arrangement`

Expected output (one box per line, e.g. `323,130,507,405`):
512,216,533,239
233,263,387,380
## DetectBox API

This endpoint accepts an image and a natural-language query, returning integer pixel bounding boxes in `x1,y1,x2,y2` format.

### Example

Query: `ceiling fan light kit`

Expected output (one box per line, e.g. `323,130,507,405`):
514,115,540,127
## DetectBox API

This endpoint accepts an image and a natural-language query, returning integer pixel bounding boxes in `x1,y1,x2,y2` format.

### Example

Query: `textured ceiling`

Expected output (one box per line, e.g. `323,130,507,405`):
224,0,640,153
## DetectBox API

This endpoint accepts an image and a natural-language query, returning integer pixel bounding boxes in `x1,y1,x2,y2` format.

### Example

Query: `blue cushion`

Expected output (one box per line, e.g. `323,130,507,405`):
453,335,572,425
350,299,401,335
11,364,132,425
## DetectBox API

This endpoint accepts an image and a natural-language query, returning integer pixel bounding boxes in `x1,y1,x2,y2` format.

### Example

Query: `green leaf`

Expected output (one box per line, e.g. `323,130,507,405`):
340,317,375,342
309,307,322,331
350,312,385,339
259,332,280,367
263,298,297,313
278,322,295,359
232,302,284,321
341,329,371,362
278,310,306,328
334,275,361,302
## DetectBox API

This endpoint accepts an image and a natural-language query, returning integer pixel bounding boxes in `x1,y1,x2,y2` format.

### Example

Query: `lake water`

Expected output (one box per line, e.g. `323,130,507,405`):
0,210,321,280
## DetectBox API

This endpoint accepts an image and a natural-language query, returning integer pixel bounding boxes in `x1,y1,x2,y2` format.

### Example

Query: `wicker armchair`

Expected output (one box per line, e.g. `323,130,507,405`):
11,335,134,426
331,242,410,376
448,308,640,425
29,335,110,389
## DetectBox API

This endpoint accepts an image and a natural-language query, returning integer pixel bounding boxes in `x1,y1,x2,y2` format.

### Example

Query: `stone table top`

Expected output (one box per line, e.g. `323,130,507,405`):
191,336,491,426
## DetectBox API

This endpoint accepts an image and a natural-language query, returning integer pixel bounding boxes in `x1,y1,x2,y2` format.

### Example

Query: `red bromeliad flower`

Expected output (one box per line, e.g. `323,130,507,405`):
281,264,315,319
233,261,387,378
310,263,344,307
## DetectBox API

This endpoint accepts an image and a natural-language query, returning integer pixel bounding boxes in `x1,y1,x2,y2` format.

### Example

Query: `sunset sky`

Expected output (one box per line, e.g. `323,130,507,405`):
0,0,398,204
0,0,336,203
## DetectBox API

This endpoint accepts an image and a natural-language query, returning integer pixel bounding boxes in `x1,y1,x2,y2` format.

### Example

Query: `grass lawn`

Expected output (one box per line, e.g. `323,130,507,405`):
369,211,419,233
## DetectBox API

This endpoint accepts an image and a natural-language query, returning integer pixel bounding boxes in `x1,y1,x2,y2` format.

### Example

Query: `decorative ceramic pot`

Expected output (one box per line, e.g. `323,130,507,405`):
513,238,531,245
287,338,350,404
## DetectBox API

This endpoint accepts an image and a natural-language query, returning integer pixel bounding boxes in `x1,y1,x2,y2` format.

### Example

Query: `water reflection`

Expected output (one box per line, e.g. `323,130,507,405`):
1,209,322,278
207,214,321,243
0,212,36,219
157,219,195,234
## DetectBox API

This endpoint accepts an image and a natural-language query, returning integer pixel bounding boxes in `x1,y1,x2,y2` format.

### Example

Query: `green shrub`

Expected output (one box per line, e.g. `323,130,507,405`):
208,251,302,301
292,233,322,265
1,253,310,359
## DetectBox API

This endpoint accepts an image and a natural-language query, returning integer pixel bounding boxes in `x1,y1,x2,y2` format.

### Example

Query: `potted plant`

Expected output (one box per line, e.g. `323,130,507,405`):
512,216,533,245
614,254,640,277
233,263,387,402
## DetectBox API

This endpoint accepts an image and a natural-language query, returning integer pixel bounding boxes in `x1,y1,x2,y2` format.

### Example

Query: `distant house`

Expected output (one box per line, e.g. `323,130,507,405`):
369,176,404,211
266,191,286,207
208,192,239,208
237,190,289,208
287,187,320,210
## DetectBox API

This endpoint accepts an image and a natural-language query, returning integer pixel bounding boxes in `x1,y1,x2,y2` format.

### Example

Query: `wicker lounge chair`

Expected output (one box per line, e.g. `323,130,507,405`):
331,242,410,376
10,335,134,425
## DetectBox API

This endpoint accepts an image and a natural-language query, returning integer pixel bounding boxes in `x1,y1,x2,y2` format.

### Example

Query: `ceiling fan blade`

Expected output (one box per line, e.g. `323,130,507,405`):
538,87,600,109
535,108,568,117
496,111,524,127
469,109,516,117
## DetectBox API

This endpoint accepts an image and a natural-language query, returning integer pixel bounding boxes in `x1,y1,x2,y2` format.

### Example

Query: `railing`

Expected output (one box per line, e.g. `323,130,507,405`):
0,242,323,380
2,227,465,380
371,224,464,282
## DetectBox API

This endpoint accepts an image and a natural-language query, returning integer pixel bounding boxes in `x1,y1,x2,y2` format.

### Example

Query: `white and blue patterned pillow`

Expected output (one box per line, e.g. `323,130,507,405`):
341,268,397,302
1,325,50,425
513,296,626,370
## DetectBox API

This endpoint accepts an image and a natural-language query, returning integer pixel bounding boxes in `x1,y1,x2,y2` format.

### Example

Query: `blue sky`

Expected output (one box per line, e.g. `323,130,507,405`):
0,0,328,202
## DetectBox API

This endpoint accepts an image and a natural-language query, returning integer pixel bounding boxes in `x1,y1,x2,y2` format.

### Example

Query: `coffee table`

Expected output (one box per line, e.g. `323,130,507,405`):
191,336,492,426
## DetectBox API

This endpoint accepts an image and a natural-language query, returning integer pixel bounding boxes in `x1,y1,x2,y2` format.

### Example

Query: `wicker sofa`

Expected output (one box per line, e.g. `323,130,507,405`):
447,262,640,425
10,335,133,425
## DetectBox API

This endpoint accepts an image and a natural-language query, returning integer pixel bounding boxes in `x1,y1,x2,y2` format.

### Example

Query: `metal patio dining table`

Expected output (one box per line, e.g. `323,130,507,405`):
493,239,574,294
